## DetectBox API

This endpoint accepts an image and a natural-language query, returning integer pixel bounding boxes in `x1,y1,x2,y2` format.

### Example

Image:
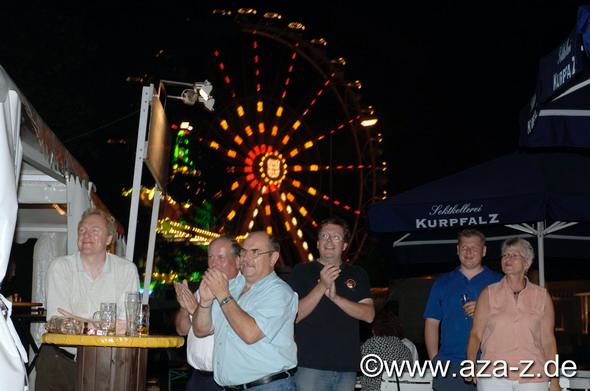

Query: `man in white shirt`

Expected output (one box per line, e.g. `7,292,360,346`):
37,208,140,391
174,235,240,391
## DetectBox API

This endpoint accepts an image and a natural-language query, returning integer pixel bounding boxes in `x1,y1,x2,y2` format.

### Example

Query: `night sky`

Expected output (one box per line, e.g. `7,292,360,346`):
2,2,587,275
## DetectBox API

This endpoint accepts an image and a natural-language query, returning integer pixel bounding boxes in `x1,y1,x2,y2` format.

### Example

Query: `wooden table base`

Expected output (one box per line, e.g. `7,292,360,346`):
76,346,147,391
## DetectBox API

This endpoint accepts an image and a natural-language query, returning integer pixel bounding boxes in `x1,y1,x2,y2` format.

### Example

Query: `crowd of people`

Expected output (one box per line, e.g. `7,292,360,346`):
31,207,561,391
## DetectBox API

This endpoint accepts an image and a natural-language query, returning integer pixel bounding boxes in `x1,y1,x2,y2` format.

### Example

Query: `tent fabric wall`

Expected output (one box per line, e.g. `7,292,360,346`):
1,69,28,391
66,177,93,254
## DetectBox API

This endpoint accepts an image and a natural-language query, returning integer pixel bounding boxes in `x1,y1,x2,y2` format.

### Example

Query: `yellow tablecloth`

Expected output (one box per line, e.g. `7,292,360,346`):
42,333,184,348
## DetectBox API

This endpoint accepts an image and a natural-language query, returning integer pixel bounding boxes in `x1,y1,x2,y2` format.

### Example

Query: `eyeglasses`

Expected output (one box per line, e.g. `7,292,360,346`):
319,233,344,242
239,248,275,258
502,252,524,260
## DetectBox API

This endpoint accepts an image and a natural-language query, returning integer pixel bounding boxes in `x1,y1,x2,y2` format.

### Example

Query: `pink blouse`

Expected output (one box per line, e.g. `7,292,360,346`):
480,277,550,382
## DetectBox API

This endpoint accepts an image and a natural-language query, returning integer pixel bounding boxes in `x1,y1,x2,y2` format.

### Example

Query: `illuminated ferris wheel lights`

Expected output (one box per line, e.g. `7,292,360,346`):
287,22,305,31
180,121,190,129
291,180,301,188
258,123,265,133
237,8,257,15
281,135,290,145
299,207,308,216
239,194,247,205
231,181,239,191
307,253,314,261
233,135,244,145
257,101,263,112
286,193,295,202
237,106,245,117
220,119,229,130
284,221,291,231
310,37,328,46
293,165,302,172
266,226,273,235
361,117,379,127
286,205,293,214
245,126,254,136
253,208,259,218
289,149,299,158
307,187,317,196
227,210,236,221
248,220,255,230
265,205,271,216
275,106,284,117
302,241,309,250
297,229,303,238
209,141,220,150
310,165,319,171
291,217,298,226
257,197,263,205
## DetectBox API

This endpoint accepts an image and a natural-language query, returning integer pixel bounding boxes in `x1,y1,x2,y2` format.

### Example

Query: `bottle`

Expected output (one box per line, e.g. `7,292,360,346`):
137,304,150,336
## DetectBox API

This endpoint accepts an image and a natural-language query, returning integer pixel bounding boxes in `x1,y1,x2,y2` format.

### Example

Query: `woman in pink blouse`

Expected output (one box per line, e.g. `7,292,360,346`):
466,237,560,391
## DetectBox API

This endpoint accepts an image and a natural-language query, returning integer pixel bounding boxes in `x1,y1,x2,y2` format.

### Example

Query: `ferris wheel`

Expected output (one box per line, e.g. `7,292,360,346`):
169,8,385,265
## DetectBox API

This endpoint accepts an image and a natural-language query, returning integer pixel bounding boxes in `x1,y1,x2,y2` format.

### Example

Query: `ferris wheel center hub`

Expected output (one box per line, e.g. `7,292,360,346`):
258,151,288,185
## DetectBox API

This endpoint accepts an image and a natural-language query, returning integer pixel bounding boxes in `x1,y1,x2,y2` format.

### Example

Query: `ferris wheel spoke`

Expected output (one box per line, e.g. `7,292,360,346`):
285,179,360,216
290,163,375,173
214,117,250,155
195,134,245,163
265,50,299,146
269,77,335,150
279,117,352,155
268,191,311,262
220,182,256,226
213,48,259,149
280,191,318,229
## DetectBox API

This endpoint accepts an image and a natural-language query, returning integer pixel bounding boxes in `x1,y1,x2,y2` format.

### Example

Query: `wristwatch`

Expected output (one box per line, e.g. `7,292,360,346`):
220,295,234,307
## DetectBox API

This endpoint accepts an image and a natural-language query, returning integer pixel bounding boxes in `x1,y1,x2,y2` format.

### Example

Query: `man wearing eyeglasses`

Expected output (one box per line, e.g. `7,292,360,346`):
288,217,375,391
423,228,501,391
192,231,298,390
174,235,240,391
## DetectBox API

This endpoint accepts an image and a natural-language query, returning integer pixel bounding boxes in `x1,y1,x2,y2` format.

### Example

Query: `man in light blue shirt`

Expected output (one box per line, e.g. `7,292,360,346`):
193,231,298,390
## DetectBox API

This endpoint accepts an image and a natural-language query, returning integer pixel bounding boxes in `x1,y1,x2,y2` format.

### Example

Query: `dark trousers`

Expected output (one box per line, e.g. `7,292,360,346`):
35,344,76,391
186,368,222,391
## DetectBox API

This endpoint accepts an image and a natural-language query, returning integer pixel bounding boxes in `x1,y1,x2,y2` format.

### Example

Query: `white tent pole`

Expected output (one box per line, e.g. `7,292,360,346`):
505,223,537,235
545,221,578,235
393,233,411,247
537,221,546,287
142,188,161,304
126,85,153,262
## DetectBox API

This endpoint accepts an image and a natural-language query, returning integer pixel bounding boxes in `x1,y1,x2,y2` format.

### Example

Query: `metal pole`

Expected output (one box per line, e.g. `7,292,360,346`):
537,221,545,287
126,85,153,262
142,188,161,304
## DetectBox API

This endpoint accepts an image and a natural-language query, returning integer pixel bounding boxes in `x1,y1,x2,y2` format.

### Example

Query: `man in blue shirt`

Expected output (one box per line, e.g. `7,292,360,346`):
193,231,298,390
423,229,502,391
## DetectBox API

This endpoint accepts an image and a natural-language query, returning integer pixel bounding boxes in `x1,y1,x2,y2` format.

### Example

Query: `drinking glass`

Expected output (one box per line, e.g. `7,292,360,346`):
461,293,470,319
125,292,140,336
137,304,150,336
93,302,117,335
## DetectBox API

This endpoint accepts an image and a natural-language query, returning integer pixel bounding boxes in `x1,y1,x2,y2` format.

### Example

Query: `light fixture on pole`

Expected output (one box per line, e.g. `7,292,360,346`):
160,79,215,111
